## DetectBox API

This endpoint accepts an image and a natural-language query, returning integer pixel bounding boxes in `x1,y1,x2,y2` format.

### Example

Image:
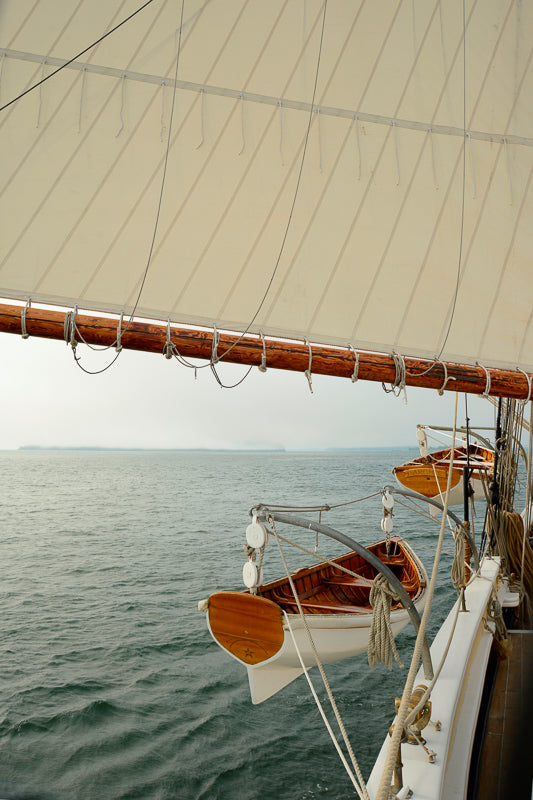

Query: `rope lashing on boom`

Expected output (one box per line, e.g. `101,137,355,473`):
304,338,313,393
258,331,267,373
516,367,532,405
63,306,78,351
367,575,404,670
348,344,359,382
21,298,31,339
115,311,124,353
476,361,491,398
436,357,454,395
211,325,220,365
164,318,174,359
382,353,406,400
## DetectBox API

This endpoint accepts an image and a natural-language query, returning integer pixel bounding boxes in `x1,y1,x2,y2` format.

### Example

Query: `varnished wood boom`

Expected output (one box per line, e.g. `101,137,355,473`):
0,302,531,400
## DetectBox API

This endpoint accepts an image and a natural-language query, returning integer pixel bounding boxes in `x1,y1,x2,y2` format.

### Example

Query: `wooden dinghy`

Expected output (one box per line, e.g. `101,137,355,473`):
204,537,427,704
392,444,494,506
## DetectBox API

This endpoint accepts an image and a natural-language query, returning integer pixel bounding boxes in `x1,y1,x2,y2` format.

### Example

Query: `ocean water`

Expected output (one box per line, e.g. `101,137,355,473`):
0,450,460,800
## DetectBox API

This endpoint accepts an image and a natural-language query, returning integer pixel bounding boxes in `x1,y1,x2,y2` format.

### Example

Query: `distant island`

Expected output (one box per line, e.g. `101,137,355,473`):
17,445,417,453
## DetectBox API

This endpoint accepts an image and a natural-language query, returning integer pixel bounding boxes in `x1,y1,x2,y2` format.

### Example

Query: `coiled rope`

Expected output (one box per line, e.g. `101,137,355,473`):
367,575,404,670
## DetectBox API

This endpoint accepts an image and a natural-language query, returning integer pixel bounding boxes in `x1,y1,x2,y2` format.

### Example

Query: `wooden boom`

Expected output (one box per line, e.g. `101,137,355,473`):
0,301,531,400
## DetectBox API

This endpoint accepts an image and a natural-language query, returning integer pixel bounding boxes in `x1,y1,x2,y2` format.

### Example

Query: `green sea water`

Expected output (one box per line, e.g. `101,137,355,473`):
0,450,459,800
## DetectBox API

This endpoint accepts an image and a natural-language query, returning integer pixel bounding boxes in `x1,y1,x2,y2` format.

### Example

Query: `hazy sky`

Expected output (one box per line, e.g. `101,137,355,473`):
1,330,495,451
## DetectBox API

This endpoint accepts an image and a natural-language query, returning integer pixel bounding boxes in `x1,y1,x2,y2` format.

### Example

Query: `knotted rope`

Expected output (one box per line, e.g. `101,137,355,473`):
451,525,466,592
367,575,404,670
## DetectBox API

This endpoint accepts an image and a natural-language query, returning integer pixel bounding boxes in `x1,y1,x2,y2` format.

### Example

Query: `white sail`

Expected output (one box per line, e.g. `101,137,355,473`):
1,1,532,370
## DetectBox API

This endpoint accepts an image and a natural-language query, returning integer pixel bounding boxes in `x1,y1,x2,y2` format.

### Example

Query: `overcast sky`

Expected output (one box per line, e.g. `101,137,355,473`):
1,330,495,451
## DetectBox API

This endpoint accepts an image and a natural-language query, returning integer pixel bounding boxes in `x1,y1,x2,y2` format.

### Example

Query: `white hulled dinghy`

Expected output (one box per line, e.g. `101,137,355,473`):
204,529,428,704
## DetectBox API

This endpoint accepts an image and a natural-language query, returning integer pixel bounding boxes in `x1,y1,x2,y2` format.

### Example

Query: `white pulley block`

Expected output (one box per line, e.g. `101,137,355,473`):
382,491,394,511
246,520,268,549
381,516,394,534
243,561,259,588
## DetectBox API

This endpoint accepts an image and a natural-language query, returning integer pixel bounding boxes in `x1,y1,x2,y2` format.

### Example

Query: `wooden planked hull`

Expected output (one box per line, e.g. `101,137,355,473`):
392,445,494,504
205,538,427,703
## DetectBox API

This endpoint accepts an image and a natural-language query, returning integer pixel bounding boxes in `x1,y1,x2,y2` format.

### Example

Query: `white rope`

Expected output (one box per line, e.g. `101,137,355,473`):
354,113,361,180
435,357,454,395
451,525,466,591
163,318,174,359
115,72,126,137
116,310,124,353
278,100,284,165
211,325,220,365
467,131,476,198
367,575,404,670
258,330,267,373
36,58,46,128
160,80,166,142
348,344,359,382
383,353,407,399
63,306,78,350
77,65,87,133
270,520,369,800
392,119,400,185
476,361,491,398
238,92,245,155
503,137,513,206
429,127,438,189
304,338,313,393
516,367,532,405
283,612,368,800
375,393,459,800
195,87,204,149
317,107,323,172
21,298,31,340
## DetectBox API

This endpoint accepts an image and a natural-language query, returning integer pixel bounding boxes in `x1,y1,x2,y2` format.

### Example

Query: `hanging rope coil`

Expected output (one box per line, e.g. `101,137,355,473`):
382,353,406,399
451,525,466,592
367,575,404,670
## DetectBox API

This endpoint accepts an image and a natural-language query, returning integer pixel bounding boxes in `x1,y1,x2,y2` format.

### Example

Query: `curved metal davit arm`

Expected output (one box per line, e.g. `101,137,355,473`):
382,485,480,571
252,505,433,681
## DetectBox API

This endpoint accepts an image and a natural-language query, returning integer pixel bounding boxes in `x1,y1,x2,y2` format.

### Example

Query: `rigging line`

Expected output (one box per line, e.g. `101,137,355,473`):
120,0,185,336
436,0,466,360
210,362,254,389
210,0,329,366
70,0,185,374
0,0,157,114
